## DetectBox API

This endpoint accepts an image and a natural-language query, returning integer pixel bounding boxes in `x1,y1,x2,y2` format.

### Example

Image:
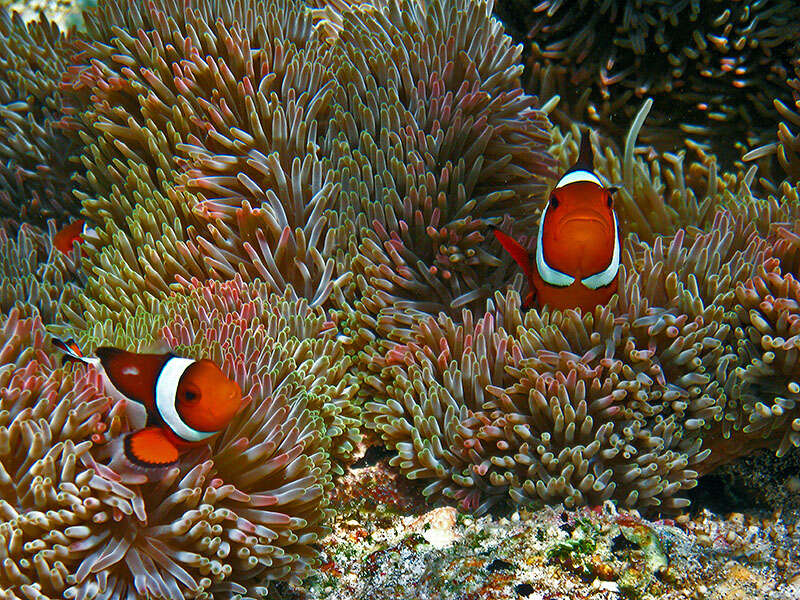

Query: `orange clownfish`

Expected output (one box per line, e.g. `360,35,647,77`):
54,339,243,468
53,219,91,254
492,134,620,313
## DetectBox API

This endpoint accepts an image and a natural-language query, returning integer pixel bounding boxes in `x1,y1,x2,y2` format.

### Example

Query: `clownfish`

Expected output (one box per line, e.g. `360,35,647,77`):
492,133,620,313
53,219,92,255
54,339,243,468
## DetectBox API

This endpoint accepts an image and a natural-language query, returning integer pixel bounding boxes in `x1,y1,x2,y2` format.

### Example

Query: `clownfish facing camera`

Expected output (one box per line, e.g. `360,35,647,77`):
54,339,243,468
492,134,620,313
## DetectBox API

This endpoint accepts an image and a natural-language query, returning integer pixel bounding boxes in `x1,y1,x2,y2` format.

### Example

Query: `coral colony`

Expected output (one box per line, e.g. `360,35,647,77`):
0,0,799,597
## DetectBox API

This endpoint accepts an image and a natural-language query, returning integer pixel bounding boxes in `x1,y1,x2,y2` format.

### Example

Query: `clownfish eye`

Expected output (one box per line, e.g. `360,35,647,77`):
549,197,558,209
182,389,199,403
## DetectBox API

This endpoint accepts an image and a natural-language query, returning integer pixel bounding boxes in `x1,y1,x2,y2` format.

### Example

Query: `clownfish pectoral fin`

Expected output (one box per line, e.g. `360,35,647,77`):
123,427,180,468
53,337,89,364
490,227,534,281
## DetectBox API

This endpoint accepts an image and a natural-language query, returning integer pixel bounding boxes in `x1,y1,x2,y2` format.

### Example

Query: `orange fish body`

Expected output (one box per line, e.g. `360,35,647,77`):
53,219,87,254
493,134,620,312
54,340,242,468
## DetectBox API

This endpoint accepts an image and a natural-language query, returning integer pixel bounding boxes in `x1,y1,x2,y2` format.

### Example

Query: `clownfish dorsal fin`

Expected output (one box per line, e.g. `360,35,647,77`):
572,131,595,173
554,132,603,190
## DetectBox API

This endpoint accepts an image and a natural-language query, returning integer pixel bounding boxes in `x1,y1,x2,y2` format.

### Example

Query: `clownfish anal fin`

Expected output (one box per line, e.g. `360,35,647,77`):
522,289,536,311
124,427,180,468
492,228,534,280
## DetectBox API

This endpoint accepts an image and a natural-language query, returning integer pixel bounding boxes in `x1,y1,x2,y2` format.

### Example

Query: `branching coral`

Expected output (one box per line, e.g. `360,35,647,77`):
0,7,83,225
0,300,335,596
514,0,800,162
317,0,555,321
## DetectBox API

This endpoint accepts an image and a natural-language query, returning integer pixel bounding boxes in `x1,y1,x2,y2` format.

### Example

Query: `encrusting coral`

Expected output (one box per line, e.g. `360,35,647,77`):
0,299,336,597
506,0,800,163
0,6,83,225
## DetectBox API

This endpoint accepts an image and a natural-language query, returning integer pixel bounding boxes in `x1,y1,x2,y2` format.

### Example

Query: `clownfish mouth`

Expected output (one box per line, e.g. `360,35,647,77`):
560,212,613,232
555,214,614,249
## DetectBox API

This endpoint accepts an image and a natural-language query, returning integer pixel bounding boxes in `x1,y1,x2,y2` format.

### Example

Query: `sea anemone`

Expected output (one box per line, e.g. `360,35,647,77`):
63,0,348,324
0,303,335,597
545,99,759,246
515,0,800,163
362,169,800,513
743,57,800,189
157,276,362,468
363,286,716,513
317,0,555,323
75,273,361,469
0,7,83,225
0,220,83,324
726,260,800,460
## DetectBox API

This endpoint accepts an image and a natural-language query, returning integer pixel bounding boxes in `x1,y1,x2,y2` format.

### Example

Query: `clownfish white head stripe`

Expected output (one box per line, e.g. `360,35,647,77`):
553,169,603,189
535,201,576,288
580,211,621,290
155,356,216,443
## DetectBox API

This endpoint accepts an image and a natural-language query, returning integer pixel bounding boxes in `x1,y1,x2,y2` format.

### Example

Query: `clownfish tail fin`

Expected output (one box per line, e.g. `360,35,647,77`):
53,337,89,363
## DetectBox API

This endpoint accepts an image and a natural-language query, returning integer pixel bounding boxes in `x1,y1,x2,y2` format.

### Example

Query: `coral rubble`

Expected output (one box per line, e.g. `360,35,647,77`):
295,467,800,600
